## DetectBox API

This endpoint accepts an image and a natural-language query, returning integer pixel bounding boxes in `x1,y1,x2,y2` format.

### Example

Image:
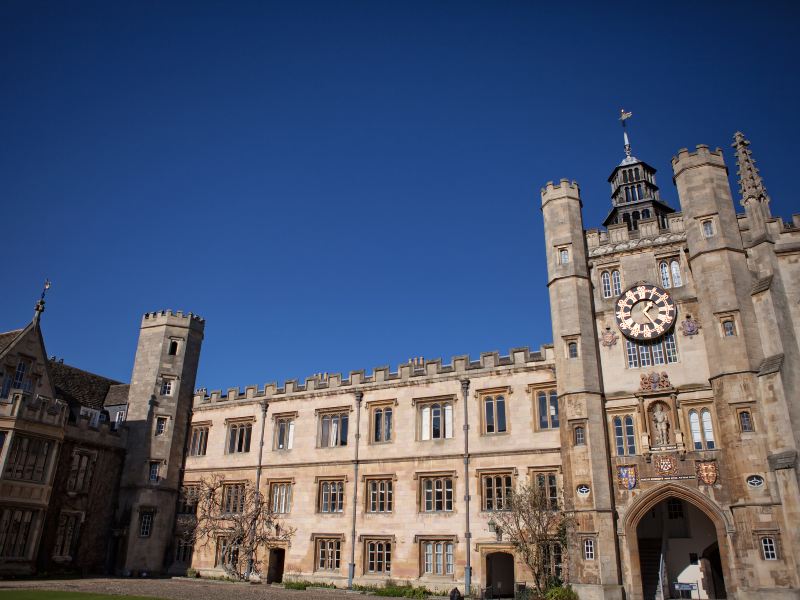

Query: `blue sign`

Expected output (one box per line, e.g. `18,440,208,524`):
674,583,697,591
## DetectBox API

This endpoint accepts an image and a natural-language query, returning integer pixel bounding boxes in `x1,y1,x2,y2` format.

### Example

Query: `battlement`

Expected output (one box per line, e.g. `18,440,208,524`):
671,144,727,176
585,212,686,256
194,344,555,405
141,309,205,329
540,178,581,205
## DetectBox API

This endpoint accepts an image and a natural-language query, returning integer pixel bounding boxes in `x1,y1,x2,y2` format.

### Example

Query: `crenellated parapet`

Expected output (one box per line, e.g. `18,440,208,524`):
141,309,205,331
671,144,727,177
540,178,581,207
194,345,555,405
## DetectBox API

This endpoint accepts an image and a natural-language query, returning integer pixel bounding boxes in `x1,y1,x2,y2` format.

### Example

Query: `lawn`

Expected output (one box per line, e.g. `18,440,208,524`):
0,592,166,600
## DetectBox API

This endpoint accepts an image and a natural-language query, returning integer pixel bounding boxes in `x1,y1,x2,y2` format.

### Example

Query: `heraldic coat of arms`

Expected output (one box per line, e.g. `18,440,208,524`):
654,454,677,476
618,465,638,490
696,460,718,485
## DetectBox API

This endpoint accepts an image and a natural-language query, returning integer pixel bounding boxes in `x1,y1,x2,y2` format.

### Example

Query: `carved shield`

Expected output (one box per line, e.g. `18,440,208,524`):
696,461,718,485
654,454,677,476
618,465,638,490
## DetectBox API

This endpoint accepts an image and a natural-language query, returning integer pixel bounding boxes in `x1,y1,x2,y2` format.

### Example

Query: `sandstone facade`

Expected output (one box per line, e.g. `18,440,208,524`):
0,129,797,600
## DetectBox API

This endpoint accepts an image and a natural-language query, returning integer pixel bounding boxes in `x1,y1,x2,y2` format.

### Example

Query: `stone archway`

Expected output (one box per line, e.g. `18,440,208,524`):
486,551,515,598
621,484,734,600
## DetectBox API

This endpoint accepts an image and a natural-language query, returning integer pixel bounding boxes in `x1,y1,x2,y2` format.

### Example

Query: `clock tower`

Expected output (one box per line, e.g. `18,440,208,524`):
546,120,800,600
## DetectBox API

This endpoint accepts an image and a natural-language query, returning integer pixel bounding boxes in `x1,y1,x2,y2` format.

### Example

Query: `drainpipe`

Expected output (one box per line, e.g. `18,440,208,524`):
245,399,269,580
348,390,364,589
461,378,472,596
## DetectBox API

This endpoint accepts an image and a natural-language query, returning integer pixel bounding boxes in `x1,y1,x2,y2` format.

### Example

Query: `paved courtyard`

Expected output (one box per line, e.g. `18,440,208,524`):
0,578,387,600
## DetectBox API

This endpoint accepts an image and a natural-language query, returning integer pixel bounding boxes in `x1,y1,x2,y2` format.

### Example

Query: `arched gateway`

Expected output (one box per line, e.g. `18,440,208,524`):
622,484,733,600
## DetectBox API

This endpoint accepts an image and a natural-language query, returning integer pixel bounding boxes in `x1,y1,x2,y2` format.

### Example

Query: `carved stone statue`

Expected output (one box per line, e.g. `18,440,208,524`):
652,403,670,446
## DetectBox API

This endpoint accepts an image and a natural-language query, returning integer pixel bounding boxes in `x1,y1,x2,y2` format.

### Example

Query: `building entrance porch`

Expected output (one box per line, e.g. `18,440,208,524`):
623,486,731,600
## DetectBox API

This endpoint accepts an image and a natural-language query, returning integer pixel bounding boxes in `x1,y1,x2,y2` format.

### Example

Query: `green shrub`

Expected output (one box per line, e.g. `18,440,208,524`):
186,568,199,578
544,585,578,600
283,580,337,590
353,583,430,598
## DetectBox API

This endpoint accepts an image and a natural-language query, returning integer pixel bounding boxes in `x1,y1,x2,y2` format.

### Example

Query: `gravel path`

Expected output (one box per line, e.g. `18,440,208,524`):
0,577,382,600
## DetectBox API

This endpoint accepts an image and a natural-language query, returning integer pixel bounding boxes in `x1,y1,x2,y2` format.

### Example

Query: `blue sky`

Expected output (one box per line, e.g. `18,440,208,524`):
2,1,798,391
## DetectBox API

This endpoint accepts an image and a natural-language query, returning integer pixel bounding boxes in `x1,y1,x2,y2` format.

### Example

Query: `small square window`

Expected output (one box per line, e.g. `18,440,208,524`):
155,417,168,436
722,320,736,337
160,380,173,396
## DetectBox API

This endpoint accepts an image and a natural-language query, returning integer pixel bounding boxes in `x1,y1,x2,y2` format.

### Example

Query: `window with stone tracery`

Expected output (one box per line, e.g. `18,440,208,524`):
625,334,678,368
613,415,636,456
537,389,559,430
418,401,454,440
689,409,716,450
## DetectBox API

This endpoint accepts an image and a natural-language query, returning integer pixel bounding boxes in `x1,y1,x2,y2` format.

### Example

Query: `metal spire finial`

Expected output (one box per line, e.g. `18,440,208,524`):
733,131,769,206
33,279,51,324
620,109,633,157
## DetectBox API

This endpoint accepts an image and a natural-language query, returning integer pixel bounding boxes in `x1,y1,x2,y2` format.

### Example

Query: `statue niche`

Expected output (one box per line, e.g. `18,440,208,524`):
650,401,671,447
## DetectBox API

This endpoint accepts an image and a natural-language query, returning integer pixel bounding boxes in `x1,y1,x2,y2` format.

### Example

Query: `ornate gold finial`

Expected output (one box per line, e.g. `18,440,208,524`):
619,109,633,157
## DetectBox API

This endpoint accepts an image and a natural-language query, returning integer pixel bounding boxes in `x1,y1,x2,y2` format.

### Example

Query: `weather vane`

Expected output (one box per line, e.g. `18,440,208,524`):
33,279,52,323
619,109,633,157
40,279,52,301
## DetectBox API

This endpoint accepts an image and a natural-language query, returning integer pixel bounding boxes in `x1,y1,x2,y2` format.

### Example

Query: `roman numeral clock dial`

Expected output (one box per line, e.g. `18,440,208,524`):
615,284,676,340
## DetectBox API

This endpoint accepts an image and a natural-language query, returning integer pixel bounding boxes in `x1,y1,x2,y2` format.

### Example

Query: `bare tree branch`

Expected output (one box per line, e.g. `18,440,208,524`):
491,482,574,594
177,475,295,580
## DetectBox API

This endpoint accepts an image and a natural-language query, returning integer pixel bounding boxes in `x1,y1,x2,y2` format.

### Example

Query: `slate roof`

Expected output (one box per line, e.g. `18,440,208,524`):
0,329,24,354
48,359,122,411
104,383,130,408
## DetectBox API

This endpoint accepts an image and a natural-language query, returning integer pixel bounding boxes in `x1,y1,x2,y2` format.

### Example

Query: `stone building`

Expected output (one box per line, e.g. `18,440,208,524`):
0,127,798,600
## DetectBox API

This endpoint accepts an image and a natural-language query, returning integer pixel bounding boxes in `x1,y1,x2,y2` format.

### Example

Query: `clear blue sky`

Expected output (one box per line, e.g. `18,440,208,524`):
2,1,798,391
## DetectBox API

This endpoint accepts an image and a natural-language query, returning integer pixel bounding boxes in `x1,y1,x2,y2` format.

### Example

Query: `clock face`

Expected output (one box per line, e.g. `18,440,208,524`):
615,284,676,341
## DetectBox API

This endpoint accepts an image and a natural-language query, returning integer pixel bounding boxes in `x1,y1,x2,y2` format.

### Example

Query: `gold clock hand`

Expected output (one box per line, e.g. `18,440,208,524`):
643,302,656,325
